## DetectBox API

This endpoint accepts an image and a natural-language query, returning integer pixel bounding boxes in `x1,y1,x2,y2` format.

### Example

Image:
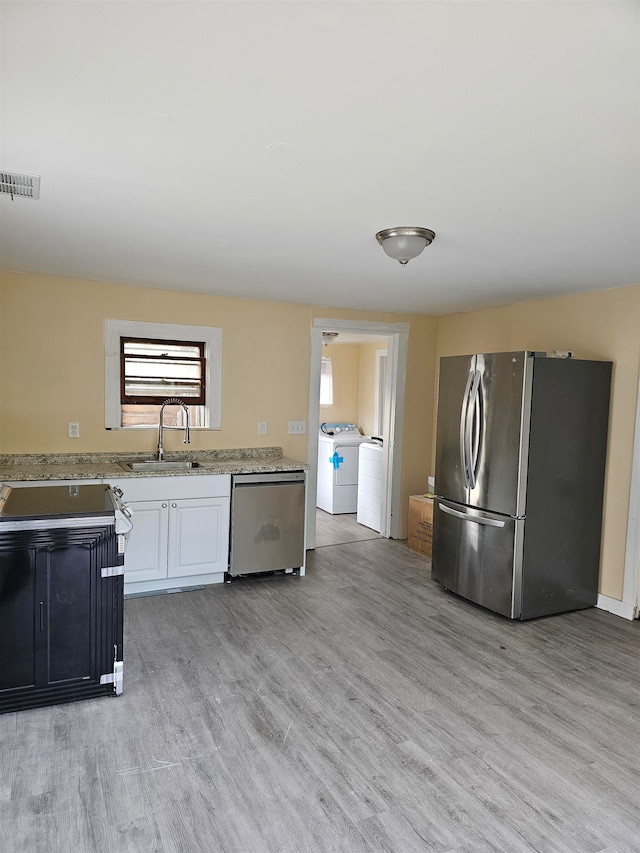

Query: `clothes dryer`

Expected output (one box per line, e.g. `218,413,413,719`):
357,441,384,532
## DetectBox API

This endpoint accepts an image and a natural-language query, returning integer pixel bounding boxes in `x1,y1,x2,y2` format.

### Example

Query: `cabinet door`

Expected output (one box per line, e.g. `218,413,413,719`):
168,498,230,578
36,542,96,686
124,500,169,583
1,537,99,697
0,548,37,693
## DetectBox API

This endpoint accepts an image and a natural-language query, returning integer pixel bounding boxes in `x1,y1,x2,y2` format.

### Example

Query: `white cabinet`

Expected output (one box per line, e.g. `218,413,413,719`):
168,497,229,578
121,499,169,585
105,475,231,596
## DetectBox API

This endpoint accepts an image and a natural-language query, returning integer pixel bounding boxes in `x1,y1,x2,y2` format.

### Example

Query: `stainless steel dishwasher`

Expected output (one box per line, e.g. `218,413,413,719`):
229,471,305,577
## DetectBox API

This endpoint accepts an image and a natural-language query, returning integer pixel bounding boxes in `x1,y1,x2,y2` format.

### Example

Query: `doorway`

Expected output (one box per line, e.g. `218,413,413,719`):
306,318,409,550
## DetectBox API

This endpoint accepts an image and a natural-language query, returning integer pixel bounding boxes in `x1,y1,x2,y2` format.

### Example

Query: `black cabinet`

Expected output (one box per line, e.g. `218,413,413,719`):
0,524,123,714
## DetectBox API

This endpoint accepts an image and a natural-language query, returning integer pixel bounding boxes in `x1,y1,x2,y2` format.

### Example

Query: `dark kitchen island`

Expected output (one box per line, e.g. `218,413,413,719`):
0,483,131,714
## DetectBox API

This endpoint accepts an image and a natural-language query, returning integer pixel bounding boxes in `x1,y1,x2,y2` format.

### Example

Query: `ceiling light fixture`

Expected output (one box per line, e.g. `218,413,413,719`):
322,332,339,346
376,227,436,266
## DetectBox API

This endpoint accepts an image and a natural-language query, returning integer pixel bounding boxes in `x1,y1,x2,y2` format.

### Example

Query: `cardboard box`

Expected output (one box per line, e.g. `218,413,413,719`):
407,495,433,558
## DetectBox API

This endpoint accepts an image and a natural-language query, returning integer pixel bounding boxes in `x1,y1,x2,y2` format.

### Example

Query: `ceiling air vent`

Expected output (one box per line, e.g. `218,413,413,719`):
0,170,41,200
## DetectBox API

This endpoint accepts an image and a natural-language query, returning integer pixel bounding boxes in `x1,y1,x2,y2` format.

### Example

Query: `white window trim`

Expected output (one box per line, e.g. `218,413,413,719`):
104,319,222,430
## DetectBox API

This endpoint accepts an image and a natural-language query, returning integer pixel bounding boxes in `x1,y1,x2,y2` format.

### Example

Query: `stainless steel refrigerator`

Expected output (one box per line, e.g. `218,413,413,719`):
432,351,611,620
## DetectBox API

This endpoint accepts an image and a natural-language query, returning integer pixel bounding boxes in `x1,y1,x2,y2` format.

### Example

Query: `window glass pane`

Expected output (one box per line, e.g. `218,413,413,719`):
123,341,201,357
121,403,205,428
124,380,202,398
124,360,201,379
320,357,333,406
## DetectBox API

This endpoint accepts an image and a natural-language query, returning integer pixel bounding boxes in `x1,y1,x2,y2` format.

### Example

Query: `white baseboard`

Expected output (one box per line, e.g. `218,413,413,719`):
596,594,637,621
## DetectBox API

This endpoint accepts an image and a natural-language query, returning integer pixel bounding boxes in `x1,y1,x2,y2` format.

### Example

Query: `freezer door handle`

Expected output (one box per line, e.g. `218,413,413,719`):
437,502,506,528
468,370,482,489
459,369,475,488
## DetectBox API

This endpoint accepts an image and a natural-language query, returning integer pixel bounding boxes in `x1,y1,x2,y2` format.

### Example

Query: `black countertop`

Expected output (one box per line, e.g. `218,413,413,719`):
0,483,117,522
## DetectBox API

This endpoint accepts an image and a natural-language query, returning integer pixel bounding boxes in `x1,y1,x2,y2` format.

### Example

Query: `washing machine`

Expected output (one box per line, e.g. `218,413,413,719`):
316,423,370,514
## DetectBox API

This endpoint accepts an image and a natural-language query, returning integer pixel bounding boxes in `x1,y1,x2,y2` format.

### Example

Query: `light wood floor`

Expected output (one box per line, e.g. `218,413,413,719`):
2,537,639,852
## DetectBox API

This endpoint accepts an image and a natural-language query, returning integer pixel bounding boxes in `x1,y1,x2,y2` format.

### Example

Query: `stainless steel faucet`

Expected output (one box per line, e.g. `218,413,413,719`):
157,398,190,461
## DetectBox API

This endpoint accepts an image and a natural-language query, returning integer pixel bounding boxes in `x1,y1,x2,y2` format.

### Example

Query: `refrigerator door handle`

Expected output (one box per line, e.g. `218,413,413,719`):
459,369,475,488
437,502,506,528
468,370,482,489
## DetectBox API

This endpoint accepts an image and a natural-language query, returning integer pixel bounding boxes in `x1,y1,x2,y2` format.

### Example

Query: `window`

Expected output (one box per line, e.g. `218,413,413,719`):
320,357,333,406
105,320,221,429
121,338,206,405
374,349,388,436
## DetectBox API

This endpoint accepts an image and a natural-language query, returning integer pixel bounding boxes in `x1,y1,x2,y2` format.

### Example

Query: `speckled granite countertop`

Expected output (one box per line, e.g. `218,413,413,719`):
0,448,308,482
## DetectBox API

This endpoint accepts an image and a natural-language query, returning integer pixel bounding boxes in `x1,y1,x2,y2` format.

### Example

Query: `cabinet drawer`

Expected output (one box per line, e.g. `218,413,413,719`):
105,474,231,502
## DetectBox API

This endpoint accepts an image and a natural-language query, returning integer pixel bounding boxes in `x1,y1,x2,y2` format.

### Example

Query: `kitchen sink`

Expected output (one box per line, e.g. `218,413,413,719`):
119,460,201,472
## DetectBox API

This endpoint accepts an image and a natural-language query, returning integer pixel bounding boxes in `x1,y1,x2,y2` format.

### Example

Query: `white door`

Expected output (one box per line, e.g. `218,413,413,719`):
168,497,230,578
124,500,169,583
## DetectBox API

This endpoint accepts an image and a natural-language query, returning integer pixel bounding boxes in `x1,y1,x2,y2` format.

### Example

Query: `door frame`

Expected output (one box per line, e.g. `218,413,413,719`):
621,374,640,619
306,318,409,549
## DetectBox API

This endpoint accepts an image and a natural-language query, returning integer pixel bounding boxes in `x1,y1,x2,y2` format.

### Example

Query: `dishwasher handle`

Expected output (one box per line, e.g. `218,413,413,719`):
232,471,305,486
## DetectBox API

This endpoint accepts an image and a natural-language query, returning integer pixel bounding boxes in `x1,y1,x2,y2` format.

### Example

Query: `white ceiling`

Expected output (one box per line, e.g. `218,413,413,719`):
1,1,638,315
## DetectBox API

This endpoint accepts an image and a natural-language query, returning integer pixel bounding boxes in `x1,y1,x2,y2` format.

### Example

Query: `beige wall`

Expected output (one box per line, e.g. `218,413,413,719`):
435,285,640,601
5,269,634,603
357,343,384,437
0,289,3,450
0,271,439,532
0,272,312,459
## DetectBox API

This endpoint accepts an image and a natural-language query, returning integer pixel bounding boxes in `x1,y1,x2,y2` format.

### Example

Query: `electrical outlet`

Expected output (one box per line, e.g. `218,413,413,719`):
258,421,267,436
288,420,306,435
68,421,80,439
